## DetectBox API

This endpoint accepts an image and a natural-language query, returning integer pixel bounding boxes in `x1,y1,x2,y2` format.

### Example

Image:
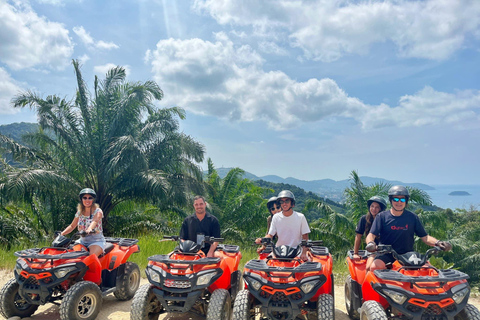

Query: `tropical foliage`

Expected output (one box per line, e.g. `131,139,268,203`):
0,60,205,234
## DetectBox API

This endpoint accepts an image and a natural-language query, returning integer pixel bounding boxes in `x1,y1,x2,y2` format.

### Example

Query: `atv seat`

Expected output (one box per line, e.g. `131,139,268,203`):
99,242,115,258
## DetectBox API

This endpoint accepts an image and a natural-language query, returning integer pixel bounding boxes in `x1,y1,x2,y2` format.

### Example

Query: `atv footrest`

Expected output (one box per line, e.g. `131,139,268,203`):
310,246,329,256
217,244,240,253
104,237,139,246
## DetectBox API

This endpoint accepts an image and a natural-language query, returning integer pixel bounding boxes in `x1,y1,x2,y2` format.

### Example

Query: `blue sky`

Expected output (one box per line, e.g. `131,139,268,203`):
1,0,479,185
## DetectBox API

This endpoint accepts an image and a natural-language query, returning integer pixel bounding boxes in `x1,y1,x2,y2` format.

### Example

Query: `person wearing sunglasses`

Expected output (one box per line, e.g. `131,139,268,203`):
365,185,452,271
255,190,311,261
60,188,106,256
353,196,387,270
257,197,281,253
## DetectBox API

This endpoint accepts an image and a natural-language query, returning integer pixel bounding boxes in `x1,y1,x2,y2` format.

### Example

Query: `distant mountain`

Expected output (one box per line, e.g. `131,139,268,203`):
213,167,434,202
0,122,38,144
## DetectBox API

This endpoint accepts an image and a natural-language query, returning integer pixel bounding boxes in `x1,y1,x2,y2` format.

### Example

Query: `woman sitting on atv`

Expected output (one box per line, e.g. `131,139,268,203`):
353,196,386,270
61,188,106,256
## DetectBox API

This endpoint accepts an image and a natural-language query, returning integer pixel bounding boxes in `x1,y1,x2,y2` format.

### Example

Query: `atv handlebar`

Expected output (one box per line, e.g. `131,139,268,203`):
256,238,323,247
162,235,224,244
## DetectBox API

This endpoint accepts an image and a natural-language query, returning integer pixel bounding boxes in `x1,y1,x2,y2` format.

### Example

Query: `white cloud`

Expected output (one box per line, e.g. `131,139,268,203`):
93,63,131,77
0,68,23,115
0,1,74,70
148,34,480,130
193,0,480,61
73,26,119,50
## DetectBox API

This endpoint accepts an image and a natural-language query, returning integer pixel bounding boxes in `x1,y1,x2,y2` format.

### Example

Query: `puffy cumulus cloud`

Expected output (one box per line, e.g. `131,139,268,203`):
193,0,480,61
73,26,119,50
147,35,480,131
147,34,366,129
361,87,480,130
0,68,23,114
0,1,74,70
93,63,131,77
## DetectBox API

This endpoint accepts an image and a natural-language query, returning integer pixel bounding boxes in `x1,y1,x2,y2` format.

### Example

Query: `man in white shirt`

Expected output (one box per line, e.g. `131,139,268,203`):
256,190,311,261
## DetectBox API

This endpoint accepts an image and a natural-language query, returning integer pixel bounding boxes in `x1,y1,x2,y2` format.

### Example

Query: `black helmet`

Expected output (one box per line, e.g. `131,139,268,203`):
388,185,409,202
367,196,387,212
79,188,96,201
277,190,295,205
267,197,278,210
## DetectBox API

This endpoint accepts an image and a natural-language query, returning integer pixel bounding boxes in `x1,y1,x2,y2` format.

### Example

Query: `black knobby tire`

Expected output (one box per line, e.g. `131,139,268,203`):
59,281,102,320
130,283,164,320
114,261,141,301
0,278,38,318
317,293,335,320
230,270,243,302
360,300,387,320
345,275,359,320
455,304,480,320
206,289,231,320
232,289,254,320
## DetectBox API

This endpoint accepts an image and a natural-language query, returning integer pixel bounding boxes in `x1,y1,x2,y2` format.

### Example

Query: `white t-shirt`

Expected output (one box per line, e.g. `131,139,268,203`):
268,211,311,247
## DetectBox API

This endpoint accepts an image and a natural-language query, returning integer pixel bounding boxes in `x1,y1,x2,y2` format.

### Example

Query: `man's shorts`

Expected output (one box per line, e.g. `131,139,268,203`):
374,253,395,265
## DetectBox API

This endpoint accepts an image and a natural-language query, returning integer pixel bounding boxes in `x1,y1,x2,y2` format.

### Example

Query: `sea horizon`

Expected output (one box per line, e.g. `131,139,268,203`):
428,184,480,210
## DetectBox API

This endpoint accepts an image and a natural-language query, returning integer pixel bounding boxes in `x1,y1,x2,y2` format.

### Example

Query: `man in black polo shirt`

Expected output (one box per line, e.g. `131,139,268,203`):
180,195,221,257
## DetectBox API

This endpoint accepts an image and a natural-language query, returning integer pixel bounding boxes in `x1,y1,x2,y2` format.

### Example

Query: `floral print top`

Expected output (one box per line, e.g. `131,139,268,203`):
75,208,103,234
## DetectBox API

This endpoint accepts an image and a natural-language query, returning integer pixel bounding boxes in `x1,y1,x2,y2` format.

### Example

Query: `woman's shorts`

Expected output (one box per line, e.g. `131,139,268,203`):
78,233,106,252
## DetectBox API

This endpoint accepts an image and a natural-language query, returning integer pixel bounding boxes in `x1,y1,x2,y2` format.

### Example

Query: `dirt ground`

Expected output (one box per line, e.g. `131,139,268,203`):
0,269,478,320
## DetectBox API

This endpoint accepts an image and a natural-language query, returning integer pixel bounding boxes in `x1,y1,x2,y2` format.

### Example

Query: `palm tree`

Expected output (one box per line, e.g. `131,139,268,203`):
1,60,205,234
203,158,266,243
344,170,432,221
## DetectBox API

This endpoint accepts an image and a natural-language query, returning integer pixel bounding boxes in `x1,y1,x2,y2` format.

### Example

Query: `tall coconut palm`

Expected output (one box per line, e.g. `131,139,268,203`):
1,60,205,234
203,158,266,243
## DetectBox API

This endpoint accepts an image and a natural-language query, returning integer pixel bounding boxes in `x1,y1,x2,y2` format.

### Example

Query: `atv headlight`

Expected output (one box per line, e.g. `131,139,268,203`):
453,288,469,304
197,271,217,286
54,266,76,279
146,267,161,283
15,263,23,275
248,278,262,291
383,289,407,305
300,280,318,294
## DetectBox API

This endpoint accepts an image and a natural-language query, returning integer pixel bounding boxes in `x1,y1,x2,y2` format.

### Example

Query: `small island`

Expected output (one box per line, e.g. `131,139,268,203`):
448,191,471,196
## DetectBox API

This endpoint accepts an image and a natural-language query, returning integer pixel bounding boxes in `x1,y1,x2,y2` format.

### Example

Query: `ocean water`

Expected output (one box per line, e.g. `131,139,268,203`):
427,185,480,210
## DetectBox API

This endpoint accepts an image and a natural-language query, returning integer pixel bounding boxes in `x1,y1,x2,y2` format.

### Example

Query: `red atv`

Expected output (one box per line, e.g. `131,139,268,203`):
130,235,242,320
0,232,141,320
344,244,480,320
233,238,335,320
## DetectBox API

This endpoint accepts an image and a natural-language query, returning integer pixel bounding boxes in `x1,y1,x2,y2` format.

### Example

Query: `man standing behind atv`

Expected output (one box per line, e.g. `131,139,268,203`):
256,190,311,261
180,195,221,258
366,185,452,271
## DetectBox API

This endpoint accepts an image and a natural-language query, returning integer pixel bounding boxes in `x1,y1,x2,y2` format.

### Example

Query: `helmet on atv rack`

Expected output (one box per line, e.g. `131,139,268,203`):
277,190,295,205
367,196,387,212
388,185,409,202
266,197,278,210
79,188,96,200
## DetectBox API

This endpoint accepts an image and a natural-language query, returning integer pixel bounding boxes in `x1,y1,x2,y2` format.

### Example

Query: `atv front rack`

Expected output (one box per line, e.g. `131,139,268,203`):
375,268,469,289
14,248,90,262
245,259,322,275
148,254,220,268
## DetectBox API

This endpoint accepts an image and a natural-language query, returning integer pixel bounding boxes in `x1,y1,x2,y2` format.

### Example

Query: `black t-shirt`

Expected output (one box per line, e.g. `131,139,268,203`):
180,212,221,254
356,215,379,244
370,209,427,254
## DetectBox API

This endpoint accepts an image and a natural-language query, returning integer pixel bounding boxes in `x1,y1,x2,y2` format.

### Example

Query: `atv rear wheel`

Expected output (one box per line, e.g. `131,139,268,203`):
207,289,231,320
360,300,387,320
114,261,141,300
317,293,335,320
130,283,164,320
60,281,102,320
0,278,38,318
233,289,255,320
455,304,480,320
345,275,359,319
